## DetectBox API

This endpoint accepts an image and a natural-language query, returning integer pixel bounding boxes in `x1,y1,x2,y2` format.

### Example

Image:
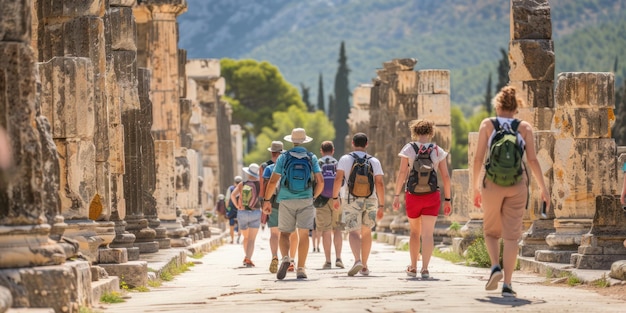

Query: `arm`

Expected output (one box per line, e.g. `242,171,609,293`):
438,157,452,216
262,173,281,214
332,170,345,210
374,174,385,220
472,119,491,208
230,182,243,210
313,172,324,199
392,157,409,212
521,122,550,210
259,164,267,201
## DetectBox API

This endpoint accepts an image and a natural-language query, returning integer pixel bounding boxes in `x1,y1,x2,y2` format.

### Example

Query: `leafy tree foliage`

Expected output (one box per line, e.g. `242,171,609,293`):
333,41,351,156
244,105,335,165
220,59,306,135
450,106,469,169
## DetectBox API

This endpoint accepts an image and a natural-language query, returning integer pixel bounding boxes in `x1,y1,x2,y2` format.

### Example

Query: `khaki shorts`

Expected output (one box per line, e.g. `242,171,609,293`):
277,198,315,233
481,178,528,240
315,201,344,232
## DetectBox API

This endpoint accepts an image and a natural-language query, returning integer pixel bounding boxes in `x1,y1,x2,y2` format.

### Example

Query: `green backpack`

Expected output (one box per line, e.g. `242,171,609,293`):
485,118,525,186
241,181,260,210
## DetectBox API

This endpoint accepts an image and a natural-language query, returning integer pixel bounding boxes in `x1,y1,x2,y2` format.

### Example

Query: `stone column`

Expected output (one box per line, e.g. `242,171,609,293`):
0,0,66,269
38,0,116,263
538,72,616,263
508,0,557,257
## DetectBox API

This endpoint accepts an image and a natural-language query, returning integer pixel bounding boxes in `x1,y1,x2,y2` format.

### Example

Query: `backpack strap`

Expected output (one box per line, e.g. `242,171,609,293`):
490,117,500,131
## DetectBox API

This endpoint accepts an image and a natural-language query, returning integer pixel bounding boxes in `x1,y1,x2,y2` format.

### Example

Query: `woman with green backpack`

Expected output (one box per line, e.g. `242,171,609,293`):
230,163,262,267
472,85,550,298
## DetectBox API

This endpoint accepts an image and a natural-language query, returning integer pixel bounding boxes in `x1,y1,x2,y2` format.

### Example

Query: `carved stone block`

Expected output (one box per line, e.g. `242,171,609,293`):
418,94,451,125
509,39,555,81
552,107,613,139
109,7,137,51
418,70,450,95
555,72,615,108
57,139,97,218
39,0,104,19
0,0,31,42
397,71,419,95
449,169,470,224
155,140,177,220
510,0,552,40
39,57,95,139
552,138,617,219
509,80,554,109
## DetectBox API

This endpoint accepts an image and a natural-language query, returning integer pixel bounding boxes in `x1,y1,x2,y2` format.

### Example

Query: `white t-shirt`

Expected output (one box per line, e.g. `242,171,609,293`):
488,117,526,150
336,151,384,200
398,142,448,171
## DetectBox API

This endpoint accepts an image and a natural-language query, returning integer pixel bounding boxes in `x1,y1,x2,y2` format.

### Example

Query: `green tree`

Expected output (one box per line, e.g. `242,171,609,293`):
300,83,313,112
496,48,509,92
328,94,335,121
450,106,469,169
317,73,325,113
483,73,493,115
244,105,335,165
220,59,306,135
333,41,351,156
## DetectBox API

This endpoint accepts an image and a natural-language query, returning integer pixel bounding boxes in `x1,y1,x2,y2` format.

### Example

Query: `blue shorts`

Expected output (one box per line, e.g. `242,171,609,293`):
237,209,261,230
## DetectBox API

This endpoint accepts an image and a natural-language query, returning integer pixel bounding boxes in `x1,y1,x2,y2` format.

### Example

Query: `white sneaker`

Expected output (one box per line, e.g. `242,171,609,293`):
348,261,363,276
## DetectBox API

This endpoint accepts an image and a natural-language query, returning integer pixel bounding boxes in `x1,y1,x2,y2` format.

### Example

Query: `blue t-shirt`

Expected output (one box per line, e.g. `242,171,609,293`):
622,162,626,172
273,146,321,201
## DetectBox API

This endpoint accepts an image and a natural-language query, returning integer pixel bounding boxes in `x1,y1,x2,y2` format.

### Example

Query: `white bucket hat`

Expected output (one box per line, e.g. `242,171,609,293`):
234,176,243,183
267,141,285,152
242,163,260,178
284,128,313,144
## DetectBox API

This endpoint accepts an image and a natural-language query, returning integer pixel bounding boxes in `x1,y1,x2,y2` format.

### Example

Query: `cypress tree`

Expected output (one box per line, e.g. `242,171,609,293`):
317,73,325,113
300,83,313,112
328,94,335,121
333,41,350,156
496,48,509,92
484,73,493,115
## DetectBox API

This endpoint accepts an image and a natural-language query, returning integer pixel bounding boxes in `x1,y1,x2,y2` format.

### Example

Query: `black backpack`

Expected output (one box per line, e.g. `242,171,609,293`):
347,153,374,198
406,143,438,195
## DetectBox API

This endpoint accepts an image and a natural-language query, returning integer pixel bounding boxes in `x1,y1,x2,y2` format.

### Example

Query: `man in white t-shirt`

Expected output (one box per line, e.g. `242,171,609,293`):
331,133,384,277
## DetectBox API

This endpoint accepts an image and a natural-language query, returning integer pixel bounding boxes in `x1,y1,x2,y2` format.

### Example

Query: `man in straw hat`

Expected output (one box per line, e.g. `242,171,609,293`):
231,163,263,267
263,128,324,280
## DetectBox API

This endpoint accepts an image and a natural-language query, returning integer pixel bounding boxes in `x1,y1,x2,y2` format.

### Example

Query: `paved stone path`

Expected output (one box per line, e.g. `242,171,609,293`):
100,228,626,313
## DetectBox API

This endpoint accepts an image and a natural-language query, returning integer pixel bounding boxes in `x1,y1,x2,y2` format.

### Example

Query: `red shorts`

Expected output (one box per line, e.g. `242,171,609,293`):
405,190,441,218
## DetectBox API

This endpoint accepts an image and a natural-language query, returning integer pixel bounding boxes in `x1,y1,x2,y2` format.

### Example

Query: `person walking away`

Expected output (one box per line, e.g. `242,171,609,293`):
332,133,384,276
215,194,227,231
225,176,243,244
262,128,323,280
472,85,550,297
230,164,263,267
392,119,451,279
314,141,344,269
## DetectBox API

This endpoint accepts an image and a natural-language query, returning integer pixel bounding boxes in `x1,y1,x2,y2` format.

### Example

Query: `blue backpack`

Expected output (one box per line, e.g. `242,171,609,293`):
319,157,337,198
282,150,314,192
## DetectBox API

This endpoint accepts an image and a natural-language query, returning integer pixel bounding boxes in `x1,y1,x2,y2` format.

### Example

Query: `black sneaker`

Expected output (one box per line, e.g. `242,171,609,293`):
277,256,290,280
502,284,517,297
485,265,503,291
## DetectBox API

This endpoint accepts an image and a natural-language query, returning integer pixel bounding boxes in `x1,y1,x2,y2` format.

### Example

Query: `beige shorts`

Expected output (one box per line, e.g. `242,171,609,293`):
315,201,344,232
481,177,528,240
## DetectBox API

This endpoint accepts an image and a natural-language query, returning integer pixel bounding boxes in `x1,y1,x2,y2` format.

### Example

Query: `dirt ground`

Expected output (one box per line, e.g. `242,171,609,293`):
588,284,626,301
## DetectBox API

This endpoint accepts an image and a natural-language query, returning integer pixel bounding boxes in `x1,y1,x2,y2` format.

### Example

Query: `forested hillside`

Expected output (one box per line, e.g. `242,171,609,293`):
178,0,626,114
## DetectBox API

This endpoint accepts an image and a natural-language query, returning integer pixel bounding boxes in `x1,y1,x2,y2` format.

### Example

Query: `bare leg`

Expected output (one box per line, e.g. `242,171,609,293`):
333,229,343,260
349,230,362,262
270,227,280,258
408,217,422,269
484,233,501,268
296,228,310,268
322,230,332,262
245,228,259,259
279,231,291,258
229,224,235,243
361,225,372,268
502,239,518,285
240,228,249,256
419,216,437,272
289,232,298,261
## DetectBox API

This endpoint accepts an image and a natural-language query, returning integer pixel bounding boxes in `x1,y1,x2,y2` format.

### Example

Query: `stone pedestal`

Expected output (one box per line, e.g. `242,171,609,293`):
519,219,555,257
571,196,626,269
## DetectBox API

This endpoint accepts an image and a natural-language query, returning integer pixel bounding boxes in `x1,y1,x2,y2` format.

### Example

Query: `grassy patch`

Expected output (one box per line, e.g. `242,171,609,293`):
148,279,162,288
372,232,378,240
433,248,464,264
160,261,195,282
100,292,125,304
465,237,491,268
132,285,150,292
592,274,610,288
190,252,205,259
397,241,409,251
79,307,103,313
